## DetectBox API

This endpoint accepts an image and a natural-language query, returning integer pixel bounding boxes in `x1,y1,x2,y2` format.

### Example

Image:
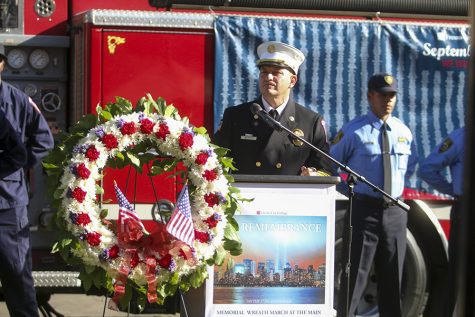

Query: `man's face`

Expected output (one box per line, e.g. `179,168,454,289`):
368,90,397,119
0,58,5,73
258,65,297,100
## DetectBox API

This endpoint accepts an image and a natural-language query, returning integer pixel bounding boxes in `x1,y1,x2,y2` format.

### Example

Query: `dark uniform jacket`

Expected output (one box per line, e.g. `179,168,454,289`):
0,81,54,209
214,98,333,175
0,111,27,178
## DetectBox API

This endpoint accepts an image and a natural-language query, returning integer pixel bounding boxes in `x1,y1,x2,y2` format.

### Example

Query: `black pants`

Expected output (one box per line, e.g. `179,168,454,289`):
0,206,39,317
339,196,407,317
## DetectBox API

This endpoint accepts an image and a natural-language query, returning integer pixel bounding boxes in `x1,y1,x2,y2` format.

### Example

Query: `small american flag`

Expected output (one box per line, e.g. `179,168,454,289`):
166,185,195,246
114,182,148,239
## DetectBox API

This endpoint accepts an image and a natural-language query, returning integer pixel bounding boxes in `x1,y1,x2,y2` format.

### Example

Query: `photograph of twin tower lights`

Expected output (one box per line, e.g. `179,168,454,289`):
213,215,328,305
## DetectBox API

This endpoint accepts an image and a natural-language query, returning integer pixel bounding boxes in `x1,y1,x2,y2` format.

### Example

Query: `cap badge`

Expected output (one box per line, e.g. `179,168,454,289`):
291,129,304,146
384,75,394,85
267,44,276,53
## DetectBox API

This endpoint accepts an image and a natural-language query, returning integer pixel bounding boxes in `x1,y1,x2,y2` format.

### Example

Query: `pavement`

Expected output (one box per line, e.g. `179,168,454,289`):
0,293,181,317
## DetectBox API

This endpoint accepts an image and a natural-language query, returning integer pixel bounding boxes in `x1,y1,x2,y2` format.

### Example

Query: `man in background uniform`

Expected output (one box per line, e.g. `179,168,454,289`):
331,73,417,317
0,44,54,316
0,111,27,177
419,127,465,317
214,41,333,176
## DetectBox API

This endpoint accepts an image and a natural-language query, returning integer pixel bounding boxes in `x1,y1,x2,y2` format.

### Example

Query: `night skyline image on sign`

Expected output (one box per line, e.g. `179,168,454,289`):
214,215,327,305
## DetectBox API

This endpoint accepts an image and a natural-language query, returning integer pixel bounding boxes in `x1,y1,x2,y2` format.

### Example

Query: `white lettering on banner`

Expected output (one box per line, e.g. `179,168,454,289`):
241,223,323,233
436,30,469,41
422,43,471,60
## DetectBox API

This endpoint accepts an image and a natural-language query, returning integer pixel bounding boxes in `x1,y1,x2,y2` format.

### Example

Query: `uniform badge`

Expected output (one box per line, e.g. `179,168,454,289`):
332,130,344,144
398,137,408,143
267,44,276,53
384,75,394,85
291,129,304,146
241,134,257,141
439,138,453,153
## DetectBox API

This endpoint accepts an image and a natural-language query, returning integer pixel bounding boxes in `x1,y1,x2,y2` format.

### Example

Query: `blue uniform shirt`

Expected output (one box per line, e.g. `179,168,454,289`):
0,81,54,209
418,127,464,197
0,111,27,177
331,110,417,198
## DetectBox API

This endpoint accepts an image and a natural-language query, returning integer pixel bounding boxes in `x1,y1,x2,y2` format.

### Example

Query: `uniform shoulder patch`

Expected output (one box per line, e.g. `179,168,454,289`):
332,130,344,144
439,138,453,153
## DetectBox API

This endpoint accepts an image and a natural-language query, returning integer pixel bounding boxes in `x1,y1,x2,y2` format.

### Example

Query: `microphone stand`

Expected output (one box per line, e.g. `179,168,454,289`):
255,110,410,317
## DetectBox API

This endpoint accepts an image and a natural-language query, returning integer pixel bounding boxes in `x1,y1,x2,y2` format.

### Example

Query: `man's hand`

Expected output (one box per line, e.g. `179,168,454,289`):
300,166,331,176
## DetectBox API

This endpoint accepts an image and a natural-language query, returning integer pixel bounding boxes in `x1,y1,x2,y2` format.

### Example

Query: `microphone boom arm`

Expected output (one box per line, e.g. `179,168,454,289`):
251,104,409,211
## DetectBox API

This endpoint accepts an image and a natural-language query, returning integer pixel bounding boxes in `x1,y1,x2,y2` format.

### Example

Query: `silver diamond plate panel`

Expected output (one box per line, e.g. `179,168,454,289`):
32,271,81,288
83,10,215,29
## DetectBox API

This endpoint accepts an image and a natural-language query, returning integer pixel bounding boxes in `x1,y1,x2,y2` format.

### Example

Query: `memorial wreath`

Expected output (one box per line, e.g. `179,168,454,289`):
43,95,242,308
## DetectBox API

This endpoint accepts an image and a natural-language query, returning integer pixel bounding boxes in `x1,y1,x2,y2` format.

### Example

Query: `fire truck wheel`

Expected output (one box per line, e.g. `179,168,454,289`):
333,229,428,317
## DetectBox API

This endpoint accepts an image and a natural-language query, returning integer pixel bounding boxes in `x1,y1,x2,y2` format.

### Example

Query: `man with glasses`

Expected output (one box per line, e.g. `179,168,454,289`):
214,41,333,176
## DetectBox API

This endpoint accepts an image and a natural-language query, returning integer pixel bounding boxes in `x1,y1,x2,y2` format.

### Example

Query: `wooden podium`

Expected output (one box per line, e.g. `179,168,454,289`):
182,175,340,317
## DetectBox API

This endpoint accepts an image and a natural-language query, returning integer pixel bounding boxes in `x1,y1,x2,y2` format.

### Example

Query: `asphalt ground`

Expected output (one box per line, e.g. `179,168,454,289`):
0,294,181,317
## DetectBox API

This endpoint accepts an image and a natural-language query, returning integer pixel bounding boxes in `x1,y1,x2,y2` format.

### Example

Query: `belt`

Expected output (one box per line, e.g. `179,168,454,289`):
353,193,398,208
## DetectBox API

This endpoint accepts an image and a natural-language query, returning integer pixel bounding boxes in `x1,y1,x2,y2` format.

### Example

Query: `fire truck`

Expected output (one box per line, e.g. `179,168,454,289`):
0,0,469,316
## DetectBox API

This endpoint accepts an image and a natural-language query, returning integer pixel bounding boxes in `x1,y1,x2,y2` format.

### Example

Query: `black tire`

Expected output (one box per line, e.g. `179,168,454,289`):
334,229,428,317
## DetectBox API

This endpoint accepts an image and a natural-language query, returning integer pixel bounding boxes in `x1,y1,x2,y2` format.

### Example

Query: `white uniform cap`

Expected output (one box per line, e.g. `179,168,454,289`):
256,41,305,75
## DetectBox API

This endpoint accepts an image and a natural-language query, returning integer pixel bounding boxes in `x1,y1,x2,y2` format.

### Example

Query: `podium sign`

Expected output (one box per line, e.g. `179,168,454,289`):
204,175,339,317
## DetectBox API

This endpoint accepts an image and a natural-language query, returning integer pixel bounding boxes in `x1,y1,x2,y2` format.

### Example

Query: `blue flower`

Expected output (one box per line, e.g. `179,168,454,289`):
116,118,125,128
95,127,105,138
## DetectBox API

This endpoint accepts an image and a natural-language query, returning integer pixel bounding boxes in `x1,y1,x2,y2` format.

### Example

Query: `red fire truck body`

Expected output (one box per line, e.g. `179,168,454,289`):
0,1,468,316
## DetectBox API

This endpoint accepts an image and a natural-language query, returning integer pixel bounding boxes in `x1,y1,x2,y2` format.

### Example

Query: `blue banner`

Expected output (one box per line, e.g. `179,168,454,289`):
213,15,469,197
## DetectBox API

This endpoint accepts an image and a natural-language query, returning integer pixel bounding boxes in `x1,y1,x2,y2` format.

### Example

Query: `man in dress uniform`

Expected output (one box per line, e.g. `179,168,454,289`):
214,41,333,176
0,44,54,316
331,73,417,317
419,127,465,317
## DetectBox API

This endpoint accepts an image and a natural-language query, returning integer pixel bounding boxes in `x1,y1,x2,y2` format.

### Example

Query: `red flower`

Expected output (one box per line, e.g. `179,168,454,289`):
204,193,220,207
204,214,219,228
86,232,101,246
178,133,194,149
108,245,120,259
85,145,100,161
203,169,218,182
120,122,137,135
155,123,170,140
71,187,87,203
102,134,118,149
194,230,209,243
76,163,91,179
158,253,172,269
76,213,91,226
195,152,209,165
140,118,154,134
130,252,140,268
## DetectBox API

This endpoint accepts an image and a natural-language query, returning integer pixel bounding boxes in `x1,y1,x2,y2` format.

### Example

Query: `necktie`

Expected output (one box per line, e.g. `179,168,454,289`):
269,109,279,121
381,123,392,198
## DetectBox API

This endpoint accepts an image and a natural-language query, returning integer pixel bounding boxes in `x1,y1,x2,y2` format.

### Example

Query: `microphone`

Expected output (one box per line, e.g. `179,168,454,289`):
250,103,283,131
